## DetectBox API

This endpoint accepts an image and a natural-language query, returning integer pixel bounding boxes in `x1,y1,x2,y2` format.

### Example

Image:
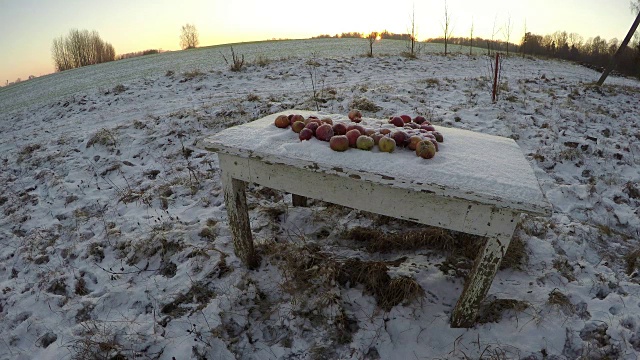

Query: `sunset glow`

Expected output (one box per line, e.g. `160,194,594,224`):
0,0,637,84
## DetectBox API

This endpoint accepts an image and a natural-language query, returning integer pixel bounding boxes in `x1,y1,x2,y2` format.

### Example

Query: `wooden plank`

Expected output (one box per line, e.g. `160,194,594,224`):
219,153,509,238
219,156,259,269
292,194,308,207
450,212,518,327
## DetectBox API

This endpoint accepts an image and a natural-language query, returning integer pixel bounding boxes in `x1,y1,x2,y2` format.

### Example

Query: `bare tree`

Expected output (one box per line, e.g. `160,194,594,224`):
406,5,420,57
180,24,199,50
469,17,474,55
442,0,453,55
489,15,501,55
521,20,527,57
367,31,378,57
51,29,115,72
503,15,512,56
633,0,640,14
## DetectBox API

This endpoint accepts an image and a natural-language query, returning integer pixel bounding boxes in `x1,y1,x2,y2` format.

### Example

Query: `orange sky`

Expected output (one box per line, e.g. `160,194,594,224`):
0,0,637,84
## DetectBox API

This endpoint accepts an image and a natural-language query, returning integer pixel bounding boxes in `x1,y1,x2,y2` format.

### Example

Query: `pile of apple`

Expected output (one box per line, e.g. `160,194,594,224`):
273,109,443,159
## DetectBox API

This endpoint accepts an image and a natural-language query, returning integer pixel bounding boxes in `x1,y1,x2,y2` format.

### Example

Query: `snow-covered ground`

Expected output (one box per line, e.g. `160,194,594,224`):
1,47,639,359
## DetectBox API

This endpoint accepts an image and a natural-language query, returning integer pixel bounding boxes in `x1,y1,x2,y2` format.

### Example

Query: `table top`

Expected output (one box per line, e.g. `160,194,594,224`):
201,110,551,216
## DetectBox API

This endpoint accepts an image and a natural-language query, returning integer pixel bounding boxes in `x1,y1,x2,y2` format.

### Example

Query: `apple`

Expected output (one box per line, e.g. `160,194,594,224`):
330,135,349,151
372,133,384,145
421,124,436,131
430,138,439,151
315,123,334,141
390,116,405,127
348,109,363,122
346,124,365,135
413,115,428,124
432,131,444,143
407,135,423,150
400,114,412,123
364,128,376,136
305,121,320,134
378,136,396,153
391,130,409,147
333,122,348,135
404,122,419,129
416,140,436,159
379,128,392,135
291,120,306,133
291,114,305,124
321,117,334,125
299,128,314,141
346,129,361,147
274,115,290,128
356,135,375,150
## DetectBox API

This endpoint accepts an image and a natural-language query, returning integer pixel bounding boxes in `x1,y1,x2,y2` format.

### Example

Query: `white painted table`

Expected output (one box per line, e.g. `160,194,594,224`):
201,110,551,327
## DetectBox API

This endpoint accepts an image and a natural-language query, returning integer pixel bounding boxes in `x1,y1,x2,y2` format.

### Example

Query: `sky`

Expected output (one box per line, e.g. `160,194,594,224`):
0,0,637,85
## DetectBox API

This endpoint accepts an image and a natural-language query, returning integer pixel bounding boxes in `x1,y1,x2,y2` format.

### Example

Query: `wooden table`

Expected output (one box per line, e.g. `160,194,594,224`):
201,110,551,328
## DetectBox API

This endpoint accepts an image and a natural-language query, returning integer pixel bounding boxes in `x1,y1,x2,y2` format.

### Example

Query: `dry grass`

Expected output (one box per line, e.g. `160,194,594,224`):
345,226,528,272
261,241,423,312
475,298,530,324
624,248,640,276
349,97,381,112
548,288,575,315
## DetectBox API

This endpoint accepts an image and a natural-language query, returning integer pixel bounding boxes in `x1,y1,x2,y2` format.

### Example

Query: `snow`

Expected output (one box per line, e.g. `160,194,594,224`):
1,44,640,359
204,110,550,214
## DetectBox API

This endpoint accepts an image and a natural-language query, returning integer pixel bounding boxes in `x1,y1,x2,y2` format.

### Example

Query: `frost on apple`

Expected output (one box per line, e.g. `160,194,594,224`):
274,112,442,160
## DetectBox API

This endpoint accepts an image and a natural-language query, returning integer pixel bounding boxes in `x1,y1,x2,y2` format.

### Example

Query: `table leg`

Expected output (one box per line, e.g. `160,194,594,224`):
221,175,259,269
450,233,513,328
292,194,308,207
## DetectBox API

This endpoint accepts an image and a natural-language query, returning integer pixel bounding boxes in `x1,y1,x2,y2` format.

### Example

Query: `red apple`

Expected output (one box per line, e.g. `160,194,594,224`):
391,131,409,147
305,122,320,134
421,124,436,131
413,115,428,124
333,122,347,135
274,115,290,128
372,133,384,145
348,109,363,122
299,128,313,141
346,129,361,147
390,116,405,127
315,124,334,141
346,124,365,135
321,117,334,125
400,114,412,123
329,135,349,151
432,131,444,143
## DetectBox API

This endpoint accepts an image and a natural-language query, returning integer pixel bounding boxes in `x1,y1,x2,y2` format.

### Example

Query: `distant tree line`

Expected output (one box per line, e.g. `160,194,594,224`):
312,30,411,40
520,31,639,77
51,29,115,72
427,30,640,79
117,49,160,60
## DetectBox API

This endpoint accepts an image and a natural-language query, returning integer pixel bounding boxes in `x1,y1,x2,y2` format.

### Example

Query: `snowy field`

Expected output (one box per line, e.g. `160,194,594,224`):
0,39,471,114
1,40,640,359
